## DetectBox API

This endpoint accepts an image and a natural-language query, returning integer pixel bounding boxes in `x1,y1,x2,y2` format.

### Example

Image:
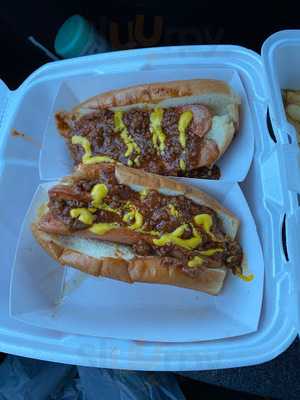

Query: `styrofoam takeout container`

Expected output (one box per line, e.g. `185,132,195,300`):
0,31,300,370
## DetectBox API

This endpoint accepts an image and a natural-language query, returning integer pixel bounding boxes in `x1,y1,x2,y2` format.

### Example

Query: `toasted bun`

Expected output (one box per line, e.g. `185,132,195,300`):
32,224,227,295
76,79,238,114
57,79,240,166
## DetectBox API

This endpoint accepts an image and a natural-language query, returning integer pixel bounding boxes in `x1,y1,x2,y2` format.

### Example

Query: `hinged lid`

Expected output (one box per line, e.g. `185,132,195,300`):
262,30,300,336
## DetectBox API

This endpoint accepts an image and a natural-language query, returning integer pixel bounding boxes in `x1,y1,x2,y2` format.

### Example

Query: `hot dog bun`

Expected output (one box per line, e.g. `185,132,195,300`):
32,225,227,295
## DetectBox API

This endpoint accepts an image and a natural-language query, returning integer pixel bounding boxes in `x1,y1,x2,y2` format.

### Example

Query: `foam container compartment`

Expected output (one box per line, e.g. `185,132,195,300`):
10,180,263,342
0,35,299,370
39,68,253,182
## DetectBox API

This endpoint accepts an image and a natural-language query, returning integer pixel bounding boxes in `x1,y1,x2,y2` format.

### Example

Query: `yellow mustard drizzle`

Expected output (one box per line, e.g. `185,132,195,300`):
89,222,119,235
179,159,186,171
91,183,108,207
150,108,166,153
194,214,215,237
70,183,120,234
69,183,146,235
123,200,134,210
134,156,140,166
123,206,144,230
139,189,149,199
90,183,120,214
68,183,218,251
130,210,143,230
138,229,160,237
167,204,180,218
188,256,203,268
101,204,120,214
237,273,254,282
187,248,224,268
153,224,202,250
114,111,141,165
123,209,134,223
188,248,223,268
84,155,115,164
199,248,223,256
178,111,193,149
70,208,95,225
71,136,115,164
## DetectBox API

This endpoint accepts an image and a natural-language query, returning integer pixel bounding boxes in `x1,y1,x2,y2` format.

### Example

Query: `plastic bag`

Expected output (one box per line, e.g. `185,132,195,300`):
0,355,185,400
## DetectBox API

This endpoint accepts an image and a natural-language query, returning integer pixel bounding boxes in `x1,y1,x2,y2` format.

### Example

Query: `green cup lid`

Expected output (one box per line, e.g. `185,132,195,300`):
55,15,92,58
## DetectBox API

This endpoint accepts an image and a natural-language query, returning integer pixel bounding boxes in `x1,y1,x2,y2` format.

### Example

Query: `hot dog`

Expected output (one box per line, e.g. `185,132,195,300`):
32,163,243,295
56,80,240,178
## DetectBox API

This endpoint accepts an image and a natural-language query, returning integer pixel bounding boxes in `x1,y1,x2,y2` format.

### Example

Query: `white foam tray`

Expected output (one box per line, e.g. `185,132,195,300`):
10,180,263,342
0,36,299,370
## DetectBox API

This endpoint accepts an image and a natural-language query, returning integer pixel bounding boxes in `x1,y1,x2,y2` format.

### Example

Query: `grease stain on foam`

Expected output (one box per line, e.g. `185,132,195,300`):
11,129,41,148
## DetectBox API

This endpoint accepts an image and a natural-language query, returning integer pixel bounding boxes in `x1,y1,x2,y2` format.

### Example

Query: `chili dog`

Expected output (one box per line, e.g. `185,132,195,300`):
56,79,240,179
32,163,243,295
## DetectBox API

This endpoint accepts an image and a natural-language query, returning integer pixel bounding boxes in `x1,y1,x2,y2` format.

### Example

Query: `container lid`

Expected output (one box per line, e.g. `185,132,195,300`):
55,15,92,59
262,30,300,337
